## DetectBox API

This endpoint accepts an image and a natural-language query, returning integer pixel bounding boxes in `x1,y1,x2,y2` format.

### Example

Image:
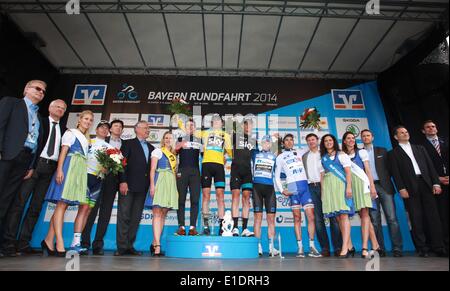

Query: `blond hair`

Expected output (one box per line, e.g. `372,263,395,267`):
23,80,47,96
160,131,176,154
77,110,94,141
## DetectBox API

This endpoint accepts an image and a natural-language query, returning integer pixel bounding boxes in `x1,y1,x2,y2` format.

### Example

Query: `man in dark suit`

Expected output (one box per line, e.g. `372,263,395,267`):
0,80,46,257
115,120,153,256
82,119,124,255
0,99,67,257
421,120,449,253
388,125,446,257
361,129,403,257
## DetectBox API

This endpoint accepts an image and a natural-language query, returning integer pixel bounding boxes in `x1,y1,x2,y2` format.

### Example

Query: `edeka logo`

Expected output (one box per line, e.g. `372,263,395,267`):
331,89,365,110
72,84,107,105
113,83,140,104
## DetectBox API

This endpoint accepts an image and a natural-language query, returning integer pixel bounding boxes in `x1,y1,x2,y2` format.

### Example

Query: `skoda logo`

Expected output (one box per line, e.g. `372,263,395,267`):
149,132,158,141
345,124,360,137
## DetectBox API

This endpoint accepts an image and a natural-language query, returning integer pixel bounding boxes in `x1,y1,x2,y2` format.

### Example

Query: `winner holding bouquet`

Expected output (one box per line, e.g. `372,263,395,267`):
79,121,126,254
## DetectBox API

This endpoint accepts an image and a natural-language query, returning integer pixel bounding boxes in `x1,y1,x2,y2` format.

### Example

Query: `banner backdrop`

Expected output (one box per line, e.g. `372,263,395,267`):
29,75,414,253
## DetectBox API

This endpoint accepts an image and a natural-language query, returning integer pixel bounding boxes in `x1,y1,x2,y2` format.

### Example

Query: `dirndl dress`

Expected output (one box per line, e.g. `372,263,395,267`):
349,149,376,212
321,153,355,218
45,130,89,206
144,149,178,209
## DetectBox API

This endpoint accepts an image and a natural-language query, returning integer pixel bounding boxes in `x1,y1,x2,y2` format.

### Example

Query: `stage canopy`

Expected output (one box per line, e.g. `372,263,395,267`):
1,0,448,79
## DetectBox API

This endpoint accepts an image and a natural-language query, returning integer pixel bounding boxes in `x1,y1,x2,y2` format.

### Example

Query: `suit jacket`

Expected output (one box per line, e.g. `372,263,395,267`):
119,137,154,193
388,143,440,195
370,147,395,195
421,137,449,177
36,117,66,160
0,97,43,168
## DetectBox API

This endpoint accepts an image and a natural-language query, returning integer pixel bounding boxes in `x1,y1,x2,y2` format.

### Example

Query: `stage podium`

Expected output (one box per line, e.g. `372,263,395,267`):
165,235,259,259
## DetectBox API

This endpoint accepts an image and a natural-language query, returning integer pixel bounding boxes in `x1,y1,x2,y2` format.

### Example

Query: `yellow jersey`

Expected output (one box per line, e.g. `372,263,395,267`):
178,119,233,165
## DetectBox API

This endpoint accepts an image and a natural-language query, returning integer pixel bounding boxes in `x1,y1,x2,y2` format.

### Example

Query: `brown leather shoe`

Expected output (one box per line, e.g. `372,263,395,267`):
176,226,186,236
188,227,199,236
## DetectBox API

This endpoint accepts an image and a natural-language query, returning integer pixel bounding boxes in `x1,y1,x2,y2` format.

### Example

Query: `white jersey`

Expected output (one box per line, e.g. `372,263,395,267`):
87,138,113,176
274,149,308,192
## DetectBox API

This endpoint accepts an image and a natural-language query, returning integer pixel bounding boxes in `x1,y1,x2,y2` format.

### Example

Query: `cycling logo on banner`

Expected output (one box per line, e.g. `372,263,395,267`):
113,83,140,103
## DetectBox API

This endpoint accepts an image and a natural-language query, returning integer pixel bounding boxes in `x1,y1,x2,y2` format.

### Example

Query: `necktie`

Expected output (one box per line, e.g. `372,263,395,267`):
432,139,441,156
47,122,57,157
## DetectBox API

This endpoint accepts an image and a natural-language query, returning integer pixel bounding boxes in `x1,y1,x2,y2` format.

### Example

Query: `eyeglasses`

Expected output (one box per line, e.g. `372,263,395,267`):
30,86,46,94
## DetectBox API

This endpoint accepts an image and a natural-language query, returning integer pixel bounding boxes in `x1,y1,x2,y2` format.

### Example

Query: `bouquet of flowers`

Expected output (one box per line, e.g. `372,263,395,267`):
168,97,192,116
95,147,127,178
300,107,322,130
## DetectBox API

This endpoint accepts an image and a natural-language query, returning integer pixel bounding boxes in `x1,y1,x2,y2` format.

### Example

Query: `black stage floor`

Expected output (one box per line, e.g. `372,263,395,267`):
0,252,448,271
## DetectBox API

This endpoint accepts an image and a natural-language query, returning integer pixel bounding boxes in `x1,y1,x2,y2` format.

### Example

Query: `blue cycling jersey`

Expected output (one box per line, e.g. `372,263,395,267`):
252,150,277,185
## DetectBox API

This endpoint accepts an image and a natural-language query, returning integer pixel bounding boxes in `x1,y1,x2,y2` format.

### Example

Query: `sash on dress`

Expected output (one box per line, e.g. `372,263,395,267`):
321,154,354,210
70,128,89,156
350,161,371,194
161,147,177,173
322,154,346,183
350,150,376,207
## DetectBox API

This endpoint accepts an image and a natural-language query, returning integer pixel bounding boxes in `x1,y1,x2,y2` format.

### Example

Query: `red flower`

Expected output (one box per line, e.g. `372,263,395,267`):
300,108,315,121
122,157,127,167
106,148,121,156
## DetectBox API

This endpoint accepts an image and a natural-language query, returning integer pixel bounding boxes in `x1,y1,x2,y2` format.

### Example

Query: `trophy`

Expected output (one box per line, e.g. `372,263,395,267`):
209,211,219,236
221,210,234,237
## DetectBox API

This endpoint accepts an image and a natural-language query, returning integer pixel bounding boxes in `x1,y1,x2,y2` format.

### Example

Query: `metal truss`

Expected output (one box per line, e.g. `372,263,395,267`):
0,1,448,23
58,66,378,80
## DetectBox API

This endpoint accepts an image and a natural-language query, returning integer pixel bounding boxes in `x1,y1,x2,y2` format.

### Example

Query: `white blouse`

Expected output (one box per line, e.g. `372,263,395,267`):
151,148,163,160
320,152,351,172
348,149,369,162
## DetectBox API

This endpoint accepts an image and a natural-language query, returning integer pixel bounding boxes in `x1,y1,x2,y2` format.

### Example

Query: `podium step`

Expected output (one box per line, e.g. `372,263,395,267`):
166,235,259,259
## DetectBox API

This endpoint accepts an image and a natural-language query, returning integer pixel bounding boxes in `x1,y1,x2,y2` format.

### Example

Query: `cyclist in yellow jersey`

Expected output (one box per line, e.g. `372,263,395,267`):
178,114,232,235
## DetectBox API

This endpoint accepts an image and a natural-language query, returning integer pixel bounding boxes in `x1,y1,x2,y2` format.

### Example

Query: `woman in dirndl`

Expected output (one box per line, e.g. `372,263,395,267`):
342,131,382,258
42,110,93,256
145,131,178,256
320,134,355,258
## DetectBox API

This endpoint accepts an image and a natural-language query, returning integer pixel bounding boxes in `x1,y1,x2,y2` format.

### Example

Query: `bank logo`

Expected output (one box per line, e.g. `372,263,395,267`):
147,115,166,127
202,245,222,257
72,84,107,105
332,89,365,110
